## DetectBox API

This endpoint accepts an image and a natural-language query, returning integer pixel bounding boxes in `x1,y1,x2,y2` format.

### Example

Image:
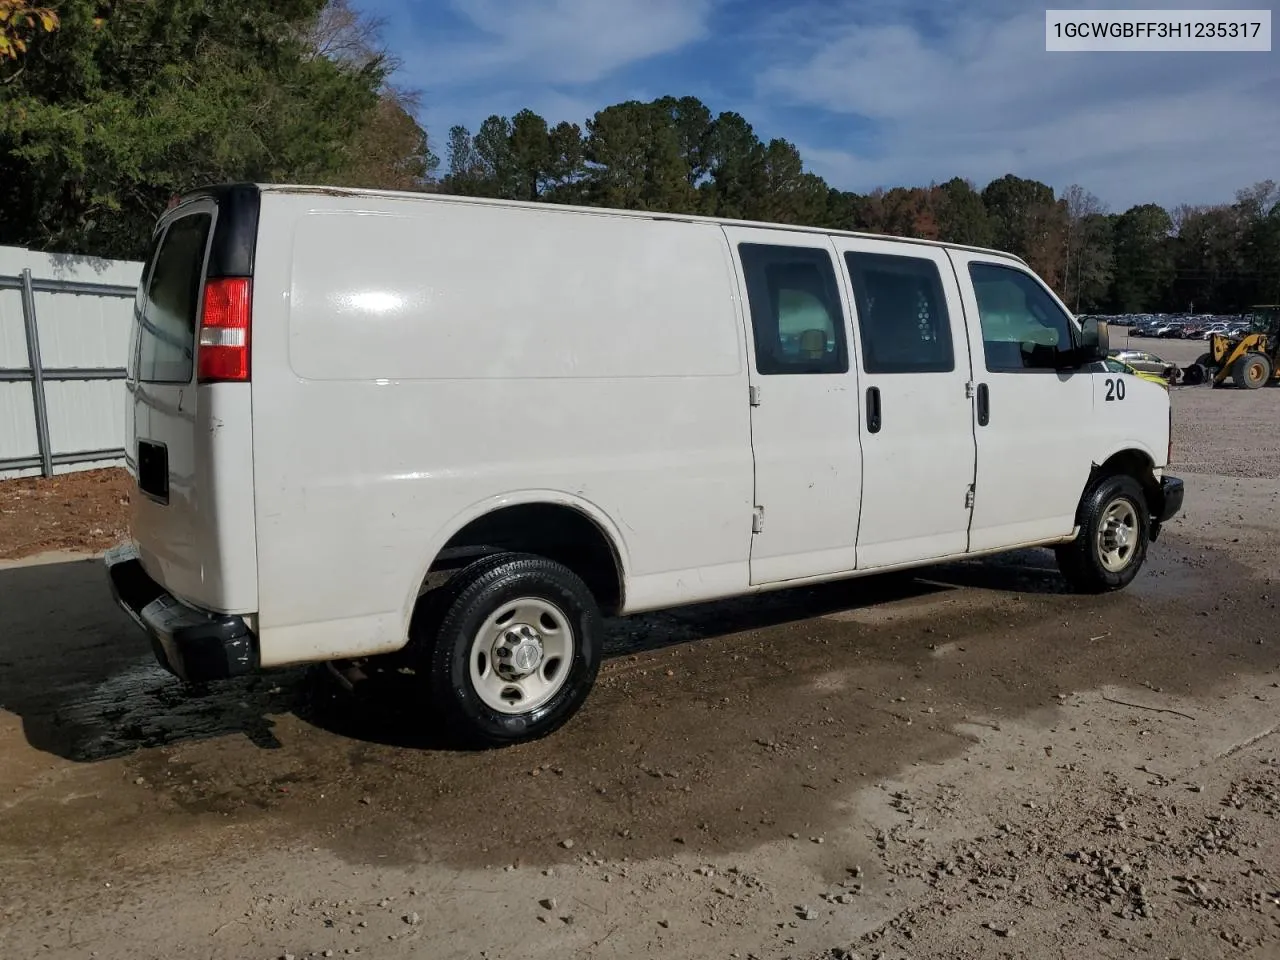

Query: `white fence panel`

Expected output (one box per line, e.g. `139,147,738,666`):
0,245,143,479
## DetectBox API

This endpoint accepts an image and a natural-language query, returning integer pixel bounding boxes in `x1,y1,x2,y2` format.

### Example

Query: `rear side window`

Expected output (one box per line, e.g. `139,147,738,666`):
845,252,954,373
738,243,848,375
136,213,212,384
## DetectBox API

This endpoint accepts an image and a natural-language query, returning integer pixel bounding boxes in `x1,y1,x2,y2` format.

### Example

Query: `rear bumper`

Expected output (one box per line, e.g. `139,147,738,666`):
104,543,258,683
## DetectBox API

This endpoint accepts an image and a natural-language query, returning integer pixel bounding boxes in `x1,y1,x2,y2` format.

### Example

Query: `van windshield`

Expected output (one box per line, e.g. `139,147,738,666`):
135,212,212,384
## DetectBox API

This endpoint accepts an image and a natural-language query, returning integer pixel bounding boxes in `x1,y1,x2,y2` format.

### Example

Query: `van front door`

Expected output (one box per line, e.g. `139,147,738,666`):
831,238,978,567
947,251,1095,550
723,227,863,586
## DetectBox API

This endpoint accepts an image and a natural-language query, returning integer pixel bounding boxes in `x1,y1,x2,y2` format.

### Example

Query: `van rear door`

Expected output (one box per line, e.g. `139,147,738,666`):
125,187,259,614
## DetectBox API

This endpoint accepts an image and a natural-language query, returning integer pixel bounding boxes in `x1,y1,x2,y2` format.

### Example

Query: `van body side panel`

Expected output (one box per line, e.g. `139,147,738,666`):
249,195,754,666
190,384,258,613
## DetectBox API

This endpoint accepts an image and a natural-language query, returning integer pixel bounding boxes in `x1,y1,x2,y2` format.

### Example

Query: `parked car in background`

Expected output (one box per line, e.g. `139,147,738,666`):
1101,357,1169,389
1111,349,1179,382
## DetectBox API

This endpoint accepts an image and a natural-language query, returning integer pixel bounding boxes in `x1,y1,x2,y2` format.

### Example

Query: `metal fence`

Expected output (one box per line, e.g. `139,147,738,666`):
0,247,142,479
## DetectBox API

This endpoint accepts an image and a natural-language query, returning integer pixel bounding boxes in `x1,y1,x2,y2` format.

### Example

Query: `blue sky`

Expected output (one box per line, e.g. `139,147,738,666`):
352,0,1278,212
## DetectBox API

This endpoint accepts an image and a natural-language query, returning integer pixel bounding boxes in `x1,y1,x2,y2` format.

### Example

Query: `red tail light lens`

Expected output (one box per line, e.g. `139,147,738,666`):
197,277,251,382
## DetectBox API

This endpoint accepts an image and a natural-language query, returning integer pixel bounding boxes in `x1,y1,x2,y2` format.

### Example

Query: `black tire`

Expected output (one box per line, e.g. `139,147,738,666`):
410,552,602,748
1181,363,1204,386
1054,474,1150,594
1232,353,1271,390
1190,352,1219,386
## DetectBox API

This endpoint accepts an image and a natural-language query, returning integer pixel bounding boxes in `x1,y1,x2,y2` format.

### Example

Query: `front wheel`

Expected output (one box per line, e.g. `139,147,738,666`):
1055,474,1150,593
411,552,602,747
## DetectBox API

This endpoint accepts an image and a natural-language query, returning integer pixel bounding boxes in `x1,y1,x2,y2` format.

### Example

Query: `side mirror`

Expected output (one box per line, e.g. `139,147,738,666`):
1079,317,1110,361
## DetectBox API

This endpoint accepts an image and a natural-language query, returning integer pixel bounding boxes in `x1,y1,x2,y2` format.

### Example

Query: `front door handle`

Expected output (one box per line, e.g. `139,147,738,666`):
866,386,882,433
976,383,990,426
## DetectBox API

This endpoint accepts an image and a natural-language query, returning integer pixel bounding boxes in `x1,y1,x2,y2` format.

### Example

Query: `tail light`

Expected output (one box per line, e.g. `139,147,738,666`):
197,277,251,382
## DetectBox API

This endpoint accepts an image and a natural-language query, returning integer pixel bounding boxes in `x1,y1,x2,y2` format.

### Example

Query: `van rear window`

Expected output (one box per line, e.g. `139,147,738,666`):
136,213,212,384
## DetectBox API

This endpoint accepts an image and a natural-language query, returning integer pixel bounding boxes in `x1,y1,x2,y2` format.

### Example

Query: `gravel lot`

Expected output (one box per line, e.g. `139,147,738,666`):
1,351,1278,960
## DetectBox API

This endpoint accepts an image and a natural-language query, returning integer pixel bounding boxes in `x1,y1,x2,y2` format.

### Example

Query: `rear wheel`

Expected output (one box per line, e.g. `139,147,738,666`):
410,552,602,747
1232,353,1271,389
1055,474,1150,593
1181,363,1204,385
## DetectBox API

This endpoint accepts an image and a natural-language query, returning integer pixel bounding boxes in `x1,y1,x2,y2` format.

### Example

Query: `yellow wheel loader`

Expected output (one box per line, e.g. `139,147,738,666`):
1181,305,1280,389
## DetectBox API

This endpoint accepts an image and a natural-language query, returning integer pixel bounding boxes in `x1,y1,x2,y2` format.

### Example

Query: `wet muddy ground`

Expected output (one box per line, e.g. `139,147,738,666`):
2,371,1279,960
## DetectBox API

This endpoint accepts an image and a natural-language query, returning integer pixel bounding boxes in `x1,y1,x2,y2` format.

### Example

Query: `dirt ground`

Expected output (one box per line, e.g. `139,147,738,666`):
0,468,131,560
2,345,1279,960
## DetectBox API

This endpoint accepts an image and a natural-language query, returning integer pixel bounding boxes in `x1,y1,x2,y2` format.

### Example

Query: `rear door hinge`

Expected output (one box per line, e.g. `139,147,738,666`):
749,385,762,406
965,380,976,399
965,485,975,508
752,505,765,533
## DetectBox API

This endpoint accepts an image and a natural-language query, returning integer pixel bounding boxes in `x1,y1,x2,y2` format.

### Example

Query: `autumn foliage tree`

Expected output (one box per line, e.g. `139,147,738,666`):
0,1,58,61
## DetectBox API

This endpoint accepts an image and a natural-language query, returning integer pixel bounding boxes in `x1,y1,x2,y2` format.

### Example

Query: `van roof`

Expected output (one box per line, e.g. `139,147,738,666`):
248,182,1029,266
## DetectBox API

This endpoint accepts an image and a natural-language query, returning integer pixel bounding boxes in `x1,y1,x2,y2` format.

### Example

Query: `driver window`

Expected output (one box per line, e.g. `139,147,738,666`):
969,262,1075,372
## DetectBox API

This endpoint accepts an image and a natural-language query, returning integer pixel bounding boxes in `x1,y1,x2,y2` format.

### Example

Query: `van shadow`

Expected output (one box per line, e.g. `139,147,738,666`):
305,549,1070,750
0,558,303,763
0,550,1070,763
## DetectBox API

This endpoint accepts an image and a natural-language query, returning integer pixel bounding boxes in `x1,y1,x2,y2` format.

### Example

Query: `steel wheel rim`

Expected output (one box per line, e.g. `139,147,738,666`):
1247,361,1265,385
469,597,574,715
1095,498,1139,573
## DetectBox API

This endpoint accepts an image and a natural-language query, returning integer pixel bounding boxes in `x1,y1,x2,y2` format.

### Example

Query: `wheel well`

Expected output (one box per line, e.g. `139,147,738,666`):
428,504,623,615
1092,450,1160,510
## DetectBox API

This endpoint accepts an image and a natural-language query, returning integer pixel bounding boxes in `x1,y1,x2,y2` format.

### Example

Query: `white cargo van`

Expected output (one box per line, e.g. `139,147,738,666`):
106,183,1184,746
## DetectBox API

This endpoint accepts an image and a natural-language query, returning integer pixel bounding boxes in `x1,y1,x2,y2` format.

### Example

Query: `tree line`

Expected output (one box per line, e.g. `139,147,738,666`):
3,5,1276,313
441,98,1280,315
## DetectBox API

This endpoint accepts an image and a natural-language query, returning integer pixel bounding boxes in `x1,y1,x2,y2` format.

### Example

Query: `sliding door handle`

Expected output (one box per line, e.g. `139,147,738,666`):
976,383,990,426
866,386,882,433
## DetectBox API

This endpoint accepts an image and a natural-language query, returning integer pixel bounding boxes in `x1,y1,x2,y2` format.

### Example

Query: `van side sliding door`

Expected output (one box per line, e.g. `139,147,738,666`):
830,238,978,567
723,227,863,586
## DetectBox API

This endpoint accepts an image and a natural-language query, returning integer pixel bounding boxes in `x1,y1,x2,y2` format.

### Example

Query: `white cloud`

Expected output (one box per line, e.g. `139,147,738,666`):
364,0,714,145
758,1,1280,208
425,0,715,85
